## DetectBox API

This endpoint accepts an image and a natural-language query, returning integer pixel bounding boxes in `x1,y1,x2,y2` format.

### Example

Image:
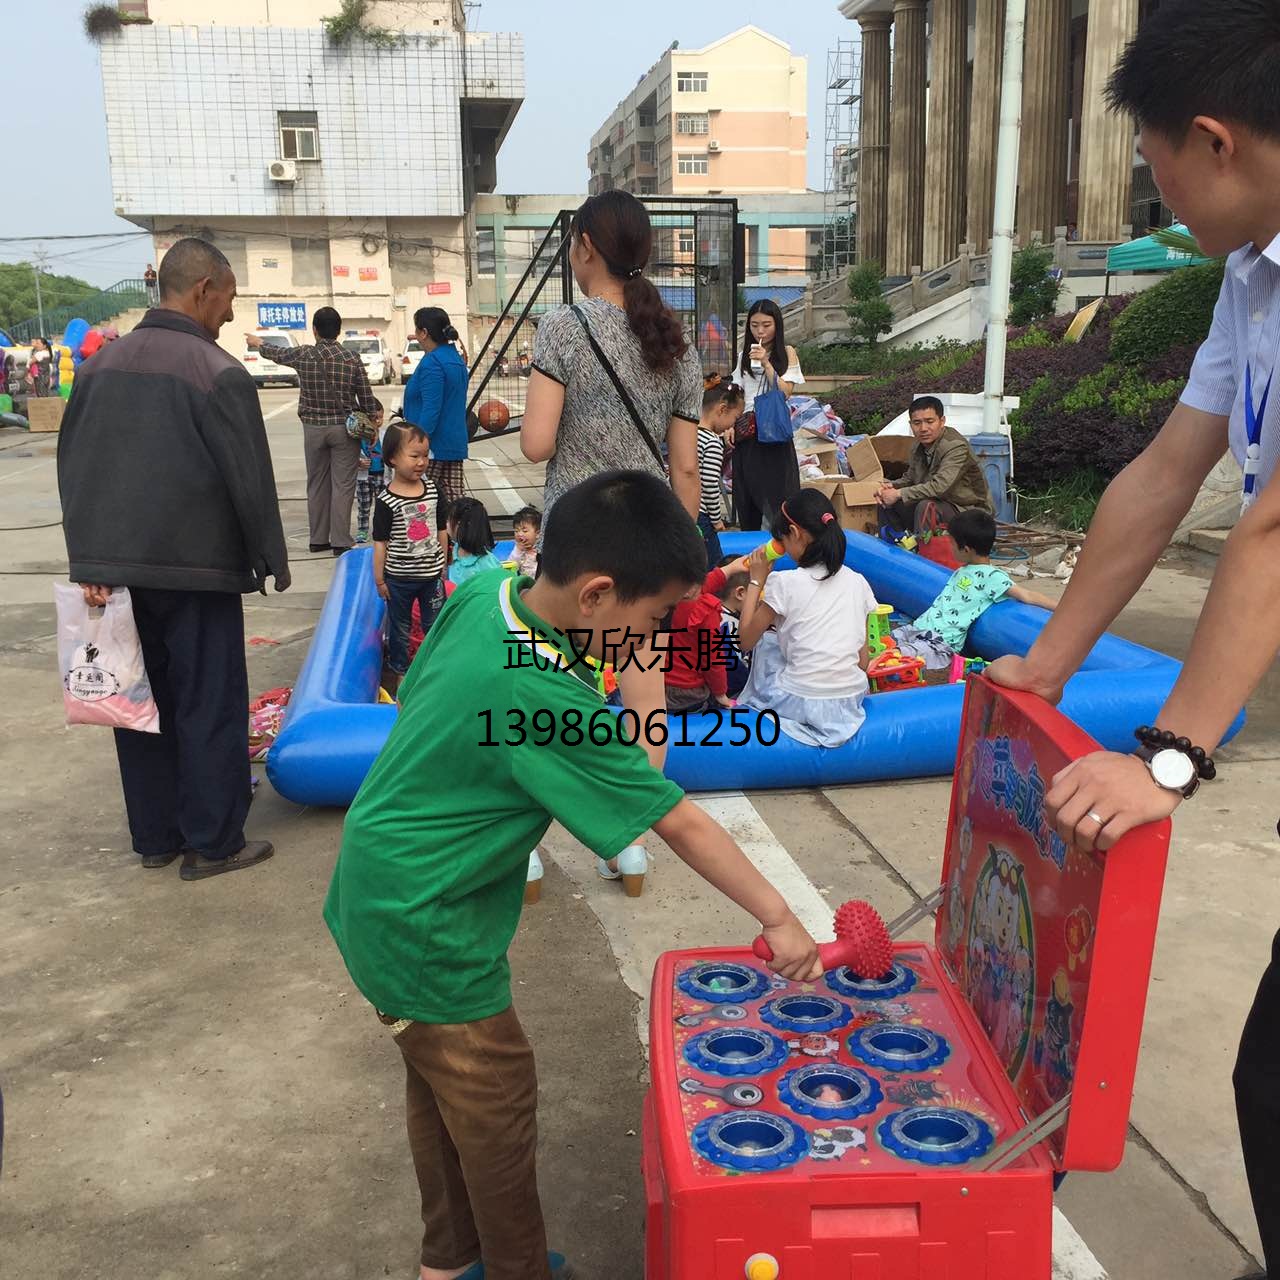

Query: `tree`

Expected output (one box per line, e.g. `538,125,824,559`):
846,261,894,348
1009,243,1062,327
0,263,98,333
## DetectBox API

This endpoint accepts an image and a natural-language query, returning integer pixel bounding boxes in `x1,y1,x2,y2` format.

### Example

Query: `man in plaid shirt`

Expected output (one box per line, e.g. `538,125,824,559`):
247,306,376,556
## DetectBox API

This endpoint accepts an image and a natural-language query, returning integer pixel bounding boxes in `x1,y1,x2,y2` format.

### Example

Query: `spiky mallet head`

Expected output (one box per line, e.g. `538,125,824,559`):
832,900,893,980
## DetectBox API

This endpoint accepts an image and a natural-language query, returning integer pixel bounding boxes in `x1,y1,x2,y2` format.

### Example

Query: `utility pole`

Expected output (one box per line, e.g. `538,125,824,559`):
33,247,48,339
981,0,1028,439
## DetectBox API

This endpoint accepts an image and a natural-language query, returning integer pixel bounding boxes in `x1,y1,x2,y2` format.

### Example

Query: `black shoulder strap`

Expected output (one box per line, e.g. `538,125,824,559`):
570,304,665,468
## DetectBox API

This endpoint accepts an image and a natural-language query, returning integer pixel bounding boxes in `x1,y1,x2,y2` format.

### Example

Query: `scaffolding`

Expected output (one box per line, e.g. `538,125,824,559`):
822,37,861,278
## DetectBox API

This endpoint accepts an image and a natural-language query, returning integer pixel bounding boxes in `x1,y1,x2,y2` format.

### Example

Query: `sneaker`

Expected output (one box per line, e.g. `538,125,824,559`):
448,1253,573,1280
180,840,274,882
355,531,369,544
597,844,648,898
525,848,544,905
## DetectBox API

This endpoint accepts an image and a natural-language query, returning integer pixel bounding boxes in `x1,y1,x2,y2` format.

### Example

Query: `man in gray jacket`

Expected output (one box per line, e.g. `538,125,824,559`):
58,238,291,882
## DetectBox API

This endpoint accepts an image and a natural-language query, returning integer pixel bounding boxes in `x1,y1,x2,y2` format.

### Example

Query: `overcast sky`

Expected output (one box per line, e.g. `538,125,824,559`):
0,0,851,288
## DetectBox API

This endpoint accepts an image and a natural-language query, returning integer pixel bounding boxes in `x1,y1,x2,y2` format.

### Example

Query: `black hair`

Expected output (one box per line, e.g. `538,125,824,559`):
948,509,998,557
716,553,750,598
381,421,427,467
769,489,845,580
571,191,688,373
158,237,232,299
313,306,342,340
739,299,790,380
370,396,385,415
909,395,945,419
446,496,495,556
540,470,706,602
512,505,542,530
414,306,460,346
1106,0,1280,142
702,375,745,413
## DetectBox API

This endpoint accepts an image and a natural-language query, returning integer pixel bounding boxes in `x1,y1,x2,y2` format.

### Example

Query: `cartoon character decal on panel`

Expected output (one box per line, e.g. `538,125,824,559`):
1035,966,1076,1103
966,845,1035,1076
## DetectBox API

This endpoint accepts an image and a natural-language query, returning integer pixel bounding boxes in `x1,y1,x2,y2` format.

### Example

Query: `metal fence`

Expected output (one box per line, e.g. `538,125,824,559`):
465,197,741,435
8,279,150,344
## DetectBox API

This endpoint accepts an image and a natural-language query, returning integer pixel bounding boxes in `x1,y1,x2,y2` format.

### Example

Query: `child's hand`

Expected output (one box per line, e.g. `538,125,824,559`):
715,694,736,709
376,580,390,601
358,454,370,469
747,544,773,577
759,913,822,982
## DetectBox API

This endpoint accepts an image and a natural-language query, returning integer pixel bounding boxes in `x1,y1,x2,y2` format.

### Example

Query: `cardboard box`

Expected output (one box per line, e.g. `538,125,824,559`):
798,438,840,476
800,433,917,534
26,397,64,434
800,475,883,535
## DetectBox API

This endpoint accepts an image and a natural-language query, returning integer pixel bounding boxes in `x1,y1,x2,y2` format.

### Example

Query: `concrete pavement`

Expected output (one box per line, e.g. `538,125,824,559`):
0,389,1270,1278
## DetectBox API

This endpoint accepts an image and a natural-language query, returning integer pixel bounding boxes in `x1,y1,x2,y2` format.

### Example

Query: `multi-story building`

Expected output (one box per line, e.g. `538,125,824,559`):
96,0,523,356
587,27,808,200
841,0,1168,277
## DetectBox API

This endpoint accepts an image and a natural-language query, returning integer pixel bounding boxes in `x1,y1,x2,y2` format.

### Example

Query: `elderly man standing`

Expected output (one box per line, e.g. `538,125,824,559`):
876,395,994,535
247,307,375,556
58,237,290,882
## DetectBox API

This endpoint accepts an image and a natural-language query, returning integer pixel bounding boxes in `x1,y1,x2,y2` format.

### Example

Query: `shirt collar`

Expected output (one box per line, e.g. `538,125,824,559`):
1229,231,1280,282
498,575,602,694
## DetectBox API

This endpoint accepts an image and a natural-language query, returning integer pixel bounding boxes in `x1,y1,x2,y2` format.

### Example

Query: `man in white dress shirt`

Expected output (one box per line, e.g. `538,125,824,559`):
989,4,1280,1275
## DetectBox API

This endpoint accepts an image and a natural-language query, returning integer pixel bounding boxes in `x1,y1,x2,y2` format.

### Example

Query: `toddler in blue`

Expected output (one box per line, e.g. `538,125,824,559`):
446,496,504,587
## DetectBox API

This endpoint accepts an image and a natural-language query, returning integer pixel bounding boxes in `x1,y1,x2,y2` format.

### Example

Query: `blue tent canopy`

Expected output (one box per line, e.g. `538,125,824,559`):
1106,224,1211,273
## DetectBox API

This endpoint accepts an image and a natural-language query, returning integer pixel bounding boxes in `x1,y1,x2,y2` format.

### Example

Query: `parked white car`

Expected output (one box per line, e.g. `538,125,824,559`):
242,330,301,387
400,338,425,384
342,331,394,386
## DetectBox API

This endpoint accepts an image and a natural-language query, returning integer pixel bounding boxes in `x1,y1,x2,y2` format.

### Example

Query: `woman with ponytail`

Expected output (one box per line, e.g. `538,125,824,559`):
521,190,704,532
736,488,879,749
403,306,469,506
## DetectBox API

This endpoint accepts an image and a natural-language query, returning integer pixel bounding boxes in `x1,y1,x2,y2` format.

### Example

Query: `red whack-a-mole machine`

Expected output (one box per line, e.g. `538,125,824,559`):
641,678,1172,1280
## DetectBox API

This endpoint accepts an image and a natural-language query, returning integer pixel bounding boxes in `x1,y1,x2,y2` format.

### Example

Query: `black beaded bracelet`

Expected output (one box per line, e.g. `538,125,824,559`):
1134,726,1217,781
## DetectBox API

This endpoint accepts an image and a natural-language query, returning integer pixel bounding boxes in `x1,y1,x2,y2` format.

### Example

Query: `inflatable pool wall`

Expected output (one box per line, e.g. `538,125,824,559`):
267,531,1243,807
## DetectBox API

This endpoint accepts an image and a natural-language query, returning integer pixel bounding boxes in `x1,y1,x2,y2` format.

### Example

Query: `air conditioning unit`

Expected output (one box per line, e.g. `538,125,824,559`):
268,160,297,183
707,140,721,153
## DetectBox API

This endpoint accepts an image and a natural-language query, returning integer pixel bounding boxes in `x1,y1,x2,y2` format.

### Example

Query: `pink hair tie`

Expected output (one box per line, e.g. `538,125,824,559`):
821,512,835,524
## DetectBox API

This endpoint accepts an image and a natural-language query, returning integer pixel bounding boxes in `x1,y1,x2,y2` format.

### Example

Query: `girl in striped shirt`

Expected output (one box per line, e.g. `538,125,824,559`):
372,423,447,691
696,375,745,568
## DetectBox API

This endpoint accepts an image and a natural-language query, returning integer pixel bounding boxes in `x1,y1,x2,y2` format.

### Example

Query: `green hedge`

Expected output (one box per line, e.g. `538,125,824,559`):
1109,260,1224,365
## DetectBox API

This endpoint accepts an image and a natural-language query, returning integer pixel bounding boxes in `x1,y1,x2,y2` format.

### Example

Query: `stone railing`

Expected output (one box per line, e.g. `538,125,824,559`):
784,228,1129,342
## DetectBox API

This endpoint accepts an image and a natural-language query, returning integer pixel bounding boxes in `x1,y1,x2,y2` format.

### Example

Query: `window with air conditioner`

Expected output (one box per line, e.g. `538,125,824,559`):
677,72,708,93
279,111,320,161
476,227,496,278
676,113,710,135
677,154,708,176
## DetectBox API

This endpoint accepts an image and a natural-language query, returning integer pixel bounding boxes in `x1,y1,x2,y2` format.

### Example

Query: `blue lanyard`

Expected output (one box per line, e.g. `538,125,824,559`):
1243,361,1273,504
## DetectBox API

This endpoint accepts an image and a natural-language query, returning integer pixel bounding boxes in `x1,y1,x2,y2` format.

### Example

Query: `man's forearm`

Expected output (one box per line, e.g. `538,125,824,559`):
1158,501,1280,751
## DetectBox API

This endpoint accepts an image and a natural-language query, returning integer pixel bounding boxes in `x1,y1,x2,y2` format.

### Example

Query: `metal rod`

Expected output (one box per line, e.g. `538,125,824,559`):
981,0,1028,438
886,886,946,939
975,1093,1071,1172
33,248,46,338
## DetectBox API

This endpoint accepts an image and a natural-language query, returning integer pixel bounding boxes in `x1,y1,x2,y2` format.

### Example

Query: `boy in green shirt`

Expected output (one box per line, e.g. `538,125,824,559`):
325,470,821,1280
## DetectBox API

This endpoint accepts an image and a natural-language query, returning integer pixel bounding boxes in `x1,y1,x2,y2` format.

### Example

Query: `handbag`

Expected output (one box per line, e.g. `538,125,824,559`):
752,376,793,445
345,409,378,443
570,305,666,470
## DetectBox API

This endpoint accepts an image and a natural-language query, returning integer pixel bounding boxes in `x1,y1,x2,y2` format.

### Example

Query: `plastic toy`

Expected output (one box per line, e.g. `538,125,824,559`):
763,538,785,562
866,604,925,692
641,679,1175,1279
949,654,988,684
266,534,1245,807
752,898,893,980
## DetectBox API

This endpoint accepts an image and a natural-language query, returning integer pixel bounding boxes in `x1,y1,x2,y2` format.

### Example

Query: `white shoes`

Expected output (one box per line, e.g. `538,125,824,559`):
524,848,544,905
597,844,649,898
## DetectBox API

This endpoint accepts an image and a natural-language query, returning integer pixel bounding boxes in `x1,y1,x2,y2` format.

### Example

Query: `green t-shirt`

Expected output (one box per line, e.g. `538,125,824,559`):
913,563,1013,650
324,570,684,1024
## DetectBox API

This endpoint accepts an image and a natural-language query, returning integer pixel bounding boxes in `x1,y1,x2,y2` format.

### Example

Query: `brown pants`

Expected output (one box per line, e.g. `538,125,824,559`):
388,1006,550,1279
303,422,361,549
426,458,466,507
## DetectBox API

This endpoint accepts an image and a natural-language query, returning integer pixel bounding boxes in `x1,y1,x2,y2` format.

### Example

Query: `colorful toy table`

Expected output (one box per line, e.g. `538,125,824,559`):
641,678,1172,1280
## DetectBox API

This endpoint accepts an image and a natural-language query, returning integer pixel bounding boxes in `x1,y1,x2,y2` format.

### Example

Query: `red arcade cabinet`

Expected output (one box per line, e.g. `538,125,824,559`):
641,679,1171,1280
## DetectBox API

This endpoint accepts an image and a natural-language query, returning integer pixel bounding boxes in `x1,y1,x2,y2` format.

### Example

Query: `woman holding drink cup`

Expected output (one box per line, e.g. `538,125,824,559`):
731,299,805,531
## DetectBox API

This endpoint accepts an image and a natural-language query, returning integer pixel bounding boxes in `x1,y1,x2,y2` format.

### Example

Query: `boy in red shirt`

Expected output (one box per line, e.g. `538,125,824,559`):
665,555,750,713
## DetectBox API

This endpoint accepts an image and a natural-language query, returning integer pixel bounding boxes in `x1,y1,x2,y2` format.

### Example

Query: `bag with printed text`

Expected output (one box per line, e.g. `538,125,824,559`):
55,583,161,732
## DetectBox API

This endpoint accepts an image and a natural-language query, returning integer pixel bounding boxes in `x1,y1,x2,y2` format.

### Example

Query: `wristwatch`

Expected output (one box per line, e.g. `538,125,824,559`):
1134,742,1199,799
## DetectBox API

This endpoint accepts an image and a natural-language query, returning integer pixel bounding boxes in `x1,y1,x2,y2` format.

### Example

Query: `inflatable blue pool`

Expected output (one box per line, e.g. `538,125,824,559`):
267,531,1242,807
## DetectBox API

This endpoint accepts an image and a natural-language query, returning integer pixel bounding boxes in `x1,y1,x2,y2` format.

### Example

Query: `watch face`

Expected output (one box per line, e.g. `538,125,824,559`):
1151,749,1195,791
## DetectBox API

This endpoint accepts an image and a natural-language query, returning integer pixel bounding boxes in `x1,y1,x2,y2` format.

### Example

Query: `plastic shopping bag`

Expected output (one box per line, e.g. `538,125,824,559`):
55,583,161,732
